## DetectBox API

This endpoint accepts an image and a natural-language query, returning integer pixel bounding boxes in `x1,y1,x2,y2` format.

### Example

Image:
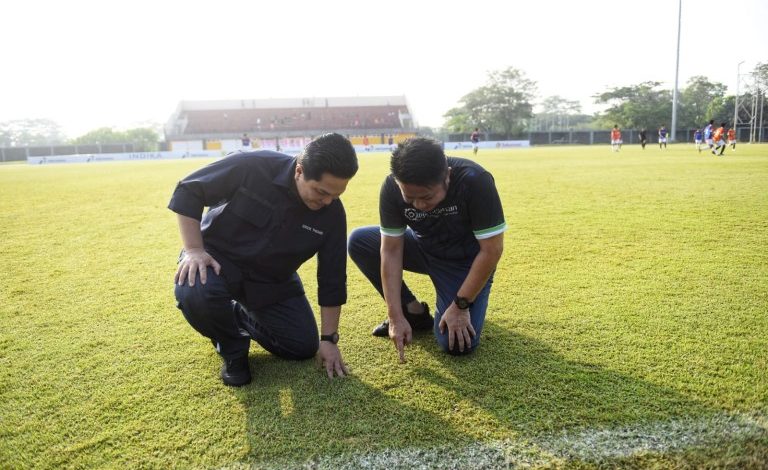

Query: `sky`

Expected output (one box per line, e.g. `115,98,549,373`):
1,0,766,138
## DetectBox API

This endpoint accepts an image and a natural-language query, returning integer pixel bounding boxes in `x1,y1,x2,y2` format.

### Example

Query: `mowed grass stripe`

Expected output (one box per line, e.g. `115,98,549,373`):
257,411,767,469
0,145,766,468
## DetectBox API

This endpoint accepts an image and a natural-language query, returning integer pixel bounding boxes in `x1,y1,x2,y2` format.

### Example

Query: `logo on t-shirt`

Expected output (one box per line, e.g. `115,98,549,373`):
403,205,458,222
404,208,427,222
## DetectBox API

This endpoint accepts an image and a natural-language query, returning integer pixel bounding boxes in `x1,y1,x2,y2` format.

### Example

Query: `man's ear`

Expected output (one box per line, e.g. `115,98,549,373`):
295,163,303,180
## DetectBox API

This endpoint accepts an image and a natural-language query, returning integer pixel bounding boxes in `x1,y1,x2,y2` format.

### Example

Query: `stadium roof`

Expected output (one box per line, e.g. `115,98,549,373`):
175,96,408,111
165,96,413,140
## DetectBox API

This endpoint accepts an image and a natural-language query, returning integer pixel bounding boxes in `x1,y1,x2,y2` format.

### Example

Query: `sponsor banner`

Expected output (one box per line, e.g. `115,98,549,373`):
28,151,220,165
447,140,530,150
354,144,396,152
26,148,306,165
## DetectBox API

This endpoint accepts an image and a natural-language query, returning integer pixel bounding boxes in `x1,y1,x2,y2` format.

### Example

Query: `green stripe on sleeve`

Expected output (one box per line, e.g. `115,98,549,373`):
473,222,507,239
380,226,406,237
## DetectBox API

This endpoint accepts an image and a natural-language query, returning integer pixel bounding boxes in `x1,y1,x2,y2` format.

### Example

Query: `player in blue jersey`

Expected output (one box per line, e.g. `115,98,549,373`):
348,137,506,360
658,125,668,149
703,119,715,152
694,128,703,153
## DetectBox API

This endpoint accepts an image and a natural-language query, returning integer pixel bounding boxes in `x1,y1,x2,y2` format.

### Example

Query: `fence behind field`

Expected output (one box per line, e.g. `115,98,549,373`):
448,128,766,146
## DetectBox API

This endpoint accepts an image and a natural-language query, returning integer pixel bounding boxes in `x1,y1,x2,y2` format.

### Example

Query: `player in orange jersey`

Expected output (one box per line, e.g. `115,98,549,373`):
711,122,726,156
727,127,737,151
610,125,622,152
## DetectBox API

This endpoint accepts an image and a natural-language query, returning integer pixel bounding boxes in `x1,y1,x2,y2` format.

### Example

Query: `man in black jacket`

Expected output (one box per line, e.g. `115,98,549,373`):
169,133,358,386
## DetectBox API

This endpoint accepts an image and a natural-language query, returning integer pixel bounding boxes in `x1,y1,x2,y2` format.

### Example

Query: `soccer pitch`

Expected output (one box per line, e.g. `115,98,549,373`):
1,144,767,468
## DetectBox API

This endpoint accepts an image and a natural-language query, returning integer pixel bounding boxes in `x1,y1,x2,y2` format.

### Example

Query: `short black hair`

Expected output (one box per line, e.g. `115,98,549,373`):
721,122,727,127
298,133,358,181
390,137,448,186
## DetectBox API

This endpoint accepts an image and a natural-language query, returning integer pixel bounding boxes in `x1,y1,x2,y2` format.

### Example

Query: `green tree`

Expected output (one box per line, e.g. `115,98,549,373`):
71,127,125,145
71,126,159,151
594,81,671,130
678,76,727,129
482,67,537,137
124,128,160,152
442,67,537,137
536,96,582,131
443,105,476,133
0,119,66,147
754,62,768,85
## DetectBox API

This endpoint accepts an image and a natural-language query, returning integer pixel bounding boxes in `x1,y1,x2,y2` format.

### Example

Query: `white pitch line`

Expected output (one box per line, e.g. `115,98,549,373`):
235,411,767,469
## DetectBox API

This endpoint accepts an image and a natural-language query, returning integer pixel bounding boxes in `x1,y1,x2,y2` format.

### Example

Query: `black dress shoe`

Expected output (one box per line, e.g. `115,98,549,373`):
220,355,252,386
372,302,433,337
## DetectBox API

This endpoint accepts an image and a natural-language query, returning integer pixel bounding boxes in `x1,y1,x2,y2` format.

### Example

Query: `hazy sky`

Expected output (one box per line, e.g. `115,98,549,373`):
2,0,766,137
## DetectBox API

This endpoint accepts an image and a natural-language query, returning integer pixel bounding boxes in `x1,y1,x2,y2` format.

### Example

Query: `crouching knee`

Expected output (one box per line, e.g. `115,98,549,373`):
436,336,479,356
275,337,319,361
347,226,379,262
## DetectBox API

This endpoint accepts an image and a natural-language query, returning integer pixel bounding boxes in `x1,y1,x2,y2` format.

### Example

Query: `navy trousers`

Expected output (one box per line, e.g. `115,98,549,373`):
174,267,319,361
348,226,494,354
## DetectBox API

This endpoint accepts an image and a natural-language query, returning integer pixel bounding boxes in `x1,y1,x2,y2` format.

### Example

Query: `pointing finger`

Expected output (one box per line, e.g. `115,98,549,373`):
396,337,406,363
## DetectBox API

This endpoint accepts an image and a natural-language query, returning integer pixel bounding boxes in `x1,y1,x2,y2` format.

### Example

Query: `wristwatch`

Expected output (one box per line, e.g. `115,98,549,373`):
454,296,474,310
320,332,339,344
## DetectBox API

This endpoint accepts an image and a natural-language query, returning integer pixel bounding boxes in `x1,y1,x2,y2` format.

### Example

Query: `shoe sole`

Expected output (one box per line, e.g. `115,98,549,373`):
371,318,434,337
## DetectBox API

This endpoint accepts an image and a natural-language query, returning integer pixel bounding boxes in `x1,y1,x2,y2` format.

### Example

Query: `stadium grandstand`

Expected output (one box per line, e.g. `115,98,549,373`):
164,96,417,153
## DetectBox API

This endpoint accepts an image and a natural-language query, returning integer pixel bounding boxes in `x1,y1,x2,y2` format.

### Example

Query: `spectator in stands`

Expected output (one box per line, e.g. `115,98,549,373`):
348,137,506,361
241,133,251,149
470,128,480,155
170,133,358,386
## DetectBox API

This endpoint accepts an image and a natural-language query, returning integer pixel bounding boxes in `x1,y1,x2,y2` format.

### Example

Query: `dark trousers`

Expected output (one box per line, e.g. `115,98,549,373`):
348,226,494,354
174,267,319,361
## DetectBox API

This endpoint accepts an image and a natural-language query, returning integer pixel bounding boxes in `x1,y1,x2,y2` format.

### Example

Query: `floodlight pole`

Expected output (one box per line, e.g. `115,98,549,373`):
734,61,744,136
671,0,682,142
760,86,765,143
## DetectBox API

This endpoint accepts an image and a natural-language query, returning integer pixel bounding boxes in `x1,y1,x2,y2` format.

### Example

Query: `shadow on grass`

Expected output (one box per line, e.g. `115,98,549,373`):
233,321,715,466
416,322,711,433
231,352,474,465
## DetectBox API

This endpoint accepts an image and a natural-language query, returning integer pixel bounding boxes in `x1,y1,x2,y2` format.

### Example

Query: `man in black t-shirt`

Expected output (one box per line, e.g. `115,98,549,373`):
348,137,506,360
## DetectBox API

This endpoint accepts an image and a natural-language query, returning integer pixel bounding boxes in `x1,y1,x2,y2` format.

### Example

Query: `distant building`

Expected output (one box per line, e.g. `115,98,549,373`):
164,96,416,153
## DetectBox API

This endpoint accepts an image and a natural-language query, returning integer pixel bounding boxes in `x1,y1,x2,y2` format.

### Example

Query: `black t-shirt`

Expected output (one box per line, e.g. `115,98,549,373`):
379,157,506,261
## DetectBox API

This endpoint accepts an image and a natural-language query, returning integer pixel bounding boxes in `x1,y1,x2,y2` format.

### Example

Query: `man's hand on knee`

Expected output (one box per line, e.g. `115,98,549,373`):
175,249,221,286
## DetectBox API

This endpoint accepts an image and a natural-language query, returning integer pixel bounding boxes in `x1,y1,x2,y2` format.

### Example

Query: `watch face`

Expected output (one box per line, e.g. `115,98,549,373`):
322,332,339,344
456,297,470,309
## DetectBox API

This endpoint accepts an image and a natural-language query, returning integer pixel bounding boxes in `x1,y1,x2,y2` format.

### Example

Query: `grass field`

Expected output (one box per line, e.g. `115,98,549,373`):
1,143,767,468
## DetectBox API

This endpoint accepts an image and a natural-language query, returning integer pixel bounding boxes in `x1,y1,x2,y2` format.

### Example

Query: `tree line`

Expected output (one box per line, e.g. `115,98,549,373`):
442,63,768,137
0,121,160,151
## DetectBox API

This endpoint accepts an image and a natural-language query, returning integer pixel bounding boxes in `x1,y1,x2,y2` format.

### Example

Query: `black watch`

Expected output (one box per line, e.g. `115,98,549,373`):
454,296,474,310
320,332,339,344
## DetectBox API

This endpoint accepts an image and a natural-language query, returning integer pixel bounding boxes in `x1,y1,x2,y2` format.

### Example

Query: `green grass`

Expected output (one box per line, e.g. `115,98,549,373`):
1,144,767,468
